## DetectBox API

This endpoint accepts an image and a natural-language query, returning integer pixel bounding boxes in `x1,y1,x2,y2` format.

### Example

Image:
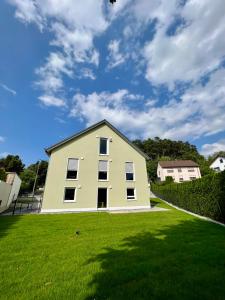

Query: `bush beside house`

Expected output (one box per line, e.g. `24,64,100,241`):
152,171,225,222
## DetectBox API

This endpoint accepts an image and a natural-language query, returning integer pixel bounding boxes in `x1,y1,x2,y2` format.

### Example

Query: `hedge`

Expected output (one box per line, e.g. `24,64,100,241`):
152,171,225,223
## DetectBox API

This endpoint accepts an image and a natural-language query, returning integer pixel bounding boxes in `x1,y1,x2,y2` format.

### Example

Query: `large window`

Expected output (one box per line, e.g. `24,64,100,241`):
127,188,136,200
67,158,79,179
125,162,134,181
99,138,108,155
64,188,76,202
98,160,108,180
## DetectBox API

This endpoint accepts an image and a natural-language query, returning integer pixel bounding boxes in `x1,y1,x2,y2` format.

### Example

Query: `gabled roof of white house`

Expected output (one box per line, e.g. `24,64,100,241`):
158,160,199,168
209,156,225,167
45,119,149,159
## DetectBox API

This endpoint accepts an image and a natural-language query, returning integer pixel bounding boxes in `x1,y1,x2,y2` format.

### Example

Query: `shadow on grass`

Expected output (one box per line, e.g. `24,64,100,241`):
0,215,21,240
86,219,225,300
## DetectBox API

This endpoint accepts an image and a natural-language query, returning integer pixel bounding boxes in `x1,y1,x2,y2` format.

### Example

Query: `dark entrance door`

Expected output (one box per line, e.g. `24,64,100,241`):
97,188,107,209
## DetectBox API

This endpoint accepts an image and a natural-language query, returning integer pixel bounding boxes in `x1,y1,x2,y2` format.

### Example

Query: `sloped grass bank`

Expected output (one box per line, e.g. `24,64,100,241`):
0,201,225,299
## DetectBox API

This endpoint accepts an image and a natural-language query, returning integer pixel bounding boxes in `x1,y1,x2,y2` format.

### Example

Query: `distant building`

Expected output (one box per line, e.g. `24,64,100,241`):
209,157,225,172
157,160,201,183
0,172,21,213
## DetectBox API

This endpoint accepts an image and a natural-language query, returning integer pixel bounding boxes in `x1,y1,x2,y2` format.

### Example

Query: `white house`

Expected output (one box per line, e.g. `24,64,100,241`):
157,160,201,183
0,172,21,213
209,157,225,172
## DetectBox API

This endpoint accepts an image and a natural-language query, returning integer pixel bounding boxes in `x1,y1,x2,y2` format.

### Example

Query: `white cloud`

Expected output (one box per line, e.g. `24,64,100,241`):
107,40,126,69
0,83,17,96
200,139,225,156
35,52,73,94
79,68,96,80
70,68,225,140
38,95,66,107
0,136,5,143
143,0,225,87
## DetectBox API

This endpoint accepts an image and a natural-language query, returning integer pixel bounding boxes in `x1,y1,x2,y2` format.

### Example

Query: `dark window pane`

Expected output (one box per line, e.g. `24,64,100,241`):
127,188,135,197
220,159,223,163
64,188,75,201
98,171,107,180
67,170,77,179
126,173,134,180
100,138,107,154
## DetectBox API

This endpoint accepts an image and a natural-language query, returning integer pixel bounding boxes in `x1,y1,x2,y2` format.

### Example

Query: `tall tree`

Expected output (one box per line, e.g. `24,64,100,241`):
0,155,24,174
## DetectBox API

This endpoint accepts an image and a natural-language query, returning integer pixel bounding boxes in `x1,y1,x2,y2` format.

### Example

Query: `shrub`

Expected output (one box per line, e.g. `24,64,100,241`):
152,171,225,223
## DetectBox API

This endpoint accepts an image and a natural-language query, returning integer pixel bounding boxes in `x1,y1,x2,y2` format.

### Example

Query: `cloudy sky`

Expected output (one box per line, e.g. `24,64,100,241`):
0,0,225,164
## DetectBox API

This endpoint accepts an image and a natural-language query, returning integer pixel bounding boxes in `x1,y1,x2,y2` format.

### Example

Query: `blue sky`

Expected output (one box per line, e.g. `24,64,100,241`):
0,0,225,165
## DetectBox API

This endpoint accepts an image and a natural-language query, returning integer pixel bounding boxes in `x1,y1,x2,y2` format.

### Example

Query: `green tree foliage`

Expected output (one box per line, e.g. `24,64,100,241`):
27,160,48,187
20,160,48,193
20,169,36,193
0,168,7,181
133,137,212,181
0,155,24,174
152,171,225,223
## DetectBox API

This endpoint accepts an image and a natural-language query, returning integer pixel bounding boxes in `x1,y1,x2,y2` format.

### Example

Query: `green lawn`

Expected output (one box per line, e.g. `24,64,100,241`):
0,199,225,300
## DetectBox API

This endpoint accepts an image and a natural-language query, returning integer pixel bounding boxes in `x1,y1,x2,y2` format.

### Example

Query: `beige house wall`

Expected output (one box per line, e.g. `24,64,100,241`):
157,164,201,183
0,173,21,213
42,124,150,212
0,181,11,213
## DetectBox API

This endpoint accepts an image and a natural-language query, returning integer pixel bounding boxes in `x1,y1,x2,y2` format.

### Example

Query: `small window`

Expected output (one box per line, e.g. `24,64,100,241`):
67,158,78,179
125,162,134,181
190,177,196,180
178,168,182,172
167,169,174,173
98,160,108,180
188,169,195,172
220,158,223,163
99,138,108,155
127,188,136,200
64,188,76,201
0,200,2,206
179,178,184,182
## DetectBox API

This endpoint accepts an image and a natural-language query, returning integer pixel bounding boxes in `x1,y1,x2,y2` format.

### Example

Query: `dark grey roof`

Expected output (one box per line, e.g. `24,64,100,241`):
45,119,149,159
159,160,199,168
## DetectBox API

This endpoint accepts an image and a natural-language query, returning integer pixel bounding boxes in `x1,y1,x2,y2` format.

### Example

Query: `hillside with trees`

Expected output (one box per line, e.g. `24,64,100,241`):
133,137,213,181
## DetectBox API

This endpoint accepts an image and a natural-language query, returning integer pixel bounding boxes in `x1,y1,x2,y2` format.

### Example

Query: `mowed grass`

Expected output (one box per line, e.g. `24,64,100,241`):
0,199,225,300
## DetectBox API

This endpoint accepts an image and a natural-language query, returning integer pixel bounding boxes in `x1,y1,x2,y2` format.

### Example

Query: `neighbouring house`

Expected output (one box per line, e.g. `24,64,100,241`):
209,156,225,172
0,172,21,213
157,160,201,183
41,120,150,213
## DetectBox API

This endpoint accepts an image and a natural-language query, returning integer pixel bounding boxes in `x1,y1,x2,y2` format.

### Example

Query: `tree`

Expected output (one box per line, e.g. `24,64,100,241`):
20,169,36,194
27,160,48,187
0,155,24,174
0,168,6,181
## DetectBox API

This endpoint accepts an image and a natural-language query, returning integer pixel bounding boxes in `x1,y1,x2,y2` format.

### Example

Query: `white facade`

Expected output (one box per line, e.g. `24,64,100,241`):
0,173,21,213
210,157,225,172
157,163,201,183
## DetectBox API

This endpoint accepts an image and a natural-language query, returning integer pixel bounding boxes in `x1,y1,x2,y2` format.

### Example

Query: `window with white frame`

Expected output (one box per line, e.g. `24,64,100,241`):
188,169,195,172
127,188,136,200
66,158,79,179
190,177,196,180
167,169,174,173
179,177,184,182
64,188,76,202
178,168,182,172
125,162,134,181
98,160,108,180
99,138,108,155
